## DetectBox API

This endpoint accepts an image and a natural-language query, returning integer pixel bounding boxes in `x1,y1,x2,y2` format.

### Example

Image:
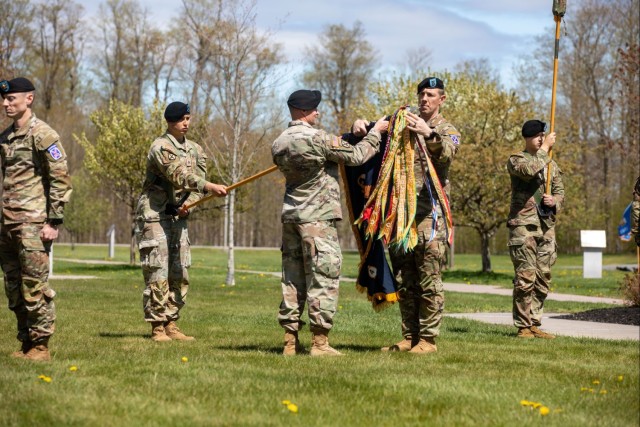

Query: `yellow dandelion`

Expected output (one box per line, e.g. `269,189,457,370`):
520,400,531,406
539,406,550,416
617,375,624,382
599,390,607,395
532,402,542,409
588,388,594,393
592,380,600,385
281,400,291,405
580,387,588,392
69,366,78,372
181,357,188,363
286,403,298,414
38,375,52,383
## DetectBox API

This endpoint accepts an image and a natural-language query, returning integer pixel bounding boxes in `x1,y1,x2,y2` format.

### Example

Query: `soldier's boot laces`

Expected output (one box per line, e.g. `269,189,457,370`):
283,331,305,356
408,337,437,354
517,327,535,339
11,341,33,359
151,322,172,342
530,326,556,339
23,344,51,362
310,332,343,357
381,337,415,352
165,321,195,341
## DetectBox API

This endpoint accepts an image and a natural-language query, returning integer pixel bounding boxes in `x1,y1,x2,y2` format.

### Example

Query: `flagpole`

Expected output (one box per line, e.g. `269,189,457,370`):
545,0,566,194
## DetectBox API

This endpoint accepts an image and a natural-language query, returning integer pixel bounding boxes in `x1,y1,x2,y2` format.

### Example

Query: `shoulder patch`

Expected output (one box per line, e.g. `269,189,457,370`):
450,134,461,145
47,144,63,160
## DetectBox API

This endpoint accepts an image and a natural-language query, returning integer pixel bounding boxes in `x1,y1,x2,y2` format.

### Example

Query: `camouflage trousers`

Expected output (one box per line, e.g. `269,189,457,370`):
0,222,56,345
508,223,557,328
389,211,446,339
136,219,191,323
278,220,342,333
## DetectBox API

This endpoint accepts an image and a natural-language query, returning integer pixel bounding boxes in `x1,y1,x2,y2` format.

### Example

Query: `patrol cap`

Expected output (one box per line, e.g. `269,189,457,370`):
522,120,547,137
417,77,444,93
287,89,322,110
0,77,36,94
164,102,190,122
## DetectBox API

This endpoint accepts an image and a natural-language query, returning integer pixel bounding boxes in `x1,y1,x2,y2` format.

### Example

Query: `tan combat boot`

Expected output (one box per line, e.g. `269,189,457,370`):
11,341,33,359
283,331,306,356
408,337,437,354
23,343,51,361
517,327,535,339
151,322,172,342
381,337,415,352
165,321,195,341
310,331,343,357
530,326,556,339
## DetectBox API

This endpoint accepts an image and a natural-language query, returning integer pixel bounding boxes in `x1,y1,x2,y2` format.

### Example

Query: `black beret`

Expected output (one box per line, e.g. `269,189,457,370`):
417,77,444,93
0,77,36,94
287,90,322,110
164,102,190,122
522,120,547,137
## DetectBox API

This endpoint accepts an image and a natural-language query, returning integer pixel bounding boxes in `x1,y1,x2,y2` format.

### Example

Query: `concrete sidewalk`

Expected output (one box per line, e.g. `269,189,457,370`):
447,312,639,341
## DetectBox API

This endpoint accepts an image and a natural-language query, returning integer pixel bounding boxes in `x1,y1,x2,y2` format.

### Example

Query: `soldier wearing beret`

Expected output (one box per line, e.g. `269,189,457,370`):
355,77,461,354
0,77,72,361
135,101,227,342
507,120,564,339
272,89,388,356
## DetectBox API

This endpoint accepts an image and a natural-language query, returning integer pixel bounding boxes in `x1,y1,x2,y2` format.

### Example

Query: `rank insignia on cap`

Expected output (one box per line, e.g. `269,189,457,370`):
450,135,460,145
47,144,63,160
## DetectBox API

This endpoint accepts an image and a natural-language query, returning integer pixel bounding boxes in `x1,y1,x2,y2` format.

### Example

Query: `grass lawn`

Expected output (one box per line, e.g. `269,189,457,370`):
1,246,637,426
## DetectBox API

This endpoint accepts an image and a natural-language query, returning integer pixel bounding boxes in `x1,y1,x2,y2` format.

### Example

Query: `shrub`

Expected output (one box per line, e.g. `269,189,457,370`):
620,272,640,306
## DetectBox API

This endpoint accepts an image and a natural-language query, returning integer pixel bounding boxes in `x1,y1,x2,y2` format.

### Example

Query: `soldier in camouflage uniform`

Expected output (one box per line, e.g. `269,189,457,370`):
507,119,564,339
135,102,226,342
0,77,72,361
355,77,461,354
272,89,388,356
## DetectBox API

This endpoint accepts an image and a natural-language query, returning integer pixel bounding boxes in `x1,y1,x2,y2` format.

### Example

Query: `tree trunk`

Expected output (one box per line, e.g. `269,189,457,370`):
480,231,492,273
225,190,236,286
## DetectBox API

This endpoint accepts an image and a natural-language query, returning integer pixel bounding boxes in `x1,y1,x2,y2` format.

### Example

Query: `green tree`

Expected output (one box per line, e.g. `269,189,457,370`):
75,100,164,263
64,169,109,249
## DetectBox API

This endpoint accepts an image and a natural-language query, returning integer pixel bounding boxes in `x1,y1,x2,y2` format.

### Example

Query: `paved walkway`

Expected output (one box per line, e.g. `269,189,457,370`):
447,312,639,341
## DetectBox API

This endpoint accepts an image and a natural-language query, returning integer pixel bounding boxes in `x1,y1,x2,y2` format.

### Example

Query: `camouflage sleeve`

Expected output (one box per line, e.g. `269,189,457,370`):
315,129,381,166
630,200,639,239
426,123,460,165
551,162,565,211
35,132,72,220
185,144,209,207
507,150,550,181
149,141,207,193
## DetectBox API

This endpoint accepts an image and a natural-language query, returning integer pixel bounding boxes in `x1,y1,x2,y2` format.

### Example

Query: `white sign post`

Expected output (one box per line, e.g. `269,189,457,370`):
580,230,606,279
107,224,116,259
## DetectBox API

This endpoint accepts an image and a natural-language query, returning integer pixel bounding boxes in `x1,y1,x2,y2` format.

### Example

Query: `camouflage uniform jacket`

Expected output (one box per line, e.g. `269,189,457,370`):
507,150,564,228
413,114,460,221
136,133,207,222
272,120,382,223
0,114,72,224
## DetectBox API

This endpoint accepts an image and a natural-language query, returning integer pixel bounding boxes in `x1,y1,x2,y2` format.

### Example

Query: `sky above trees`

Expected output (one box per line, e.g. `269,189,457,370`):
79,0,568,88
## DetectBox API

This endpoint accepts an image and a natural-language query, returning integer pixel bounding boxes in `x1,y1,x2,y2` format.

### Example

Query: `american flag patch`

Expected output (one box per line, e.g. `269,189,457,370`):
47,144,63,160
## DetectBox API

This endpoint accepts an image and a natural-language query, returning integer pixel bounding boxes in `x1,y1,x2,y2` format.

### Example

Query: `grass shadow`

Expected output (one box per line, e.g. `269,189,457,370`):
99,332,148,339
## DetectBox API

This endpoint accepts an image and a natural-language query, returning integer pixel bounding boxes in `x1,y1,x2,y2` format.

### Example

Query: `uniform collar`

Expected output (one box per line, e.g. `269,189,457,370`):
12,114,38,138
288,120,313,128
163,132,188,151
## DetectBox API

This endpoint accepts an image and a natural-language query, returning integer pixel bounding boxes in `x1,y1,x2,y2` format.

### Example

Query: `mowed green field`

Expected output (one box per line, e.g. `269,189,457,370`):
0,245,638,426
